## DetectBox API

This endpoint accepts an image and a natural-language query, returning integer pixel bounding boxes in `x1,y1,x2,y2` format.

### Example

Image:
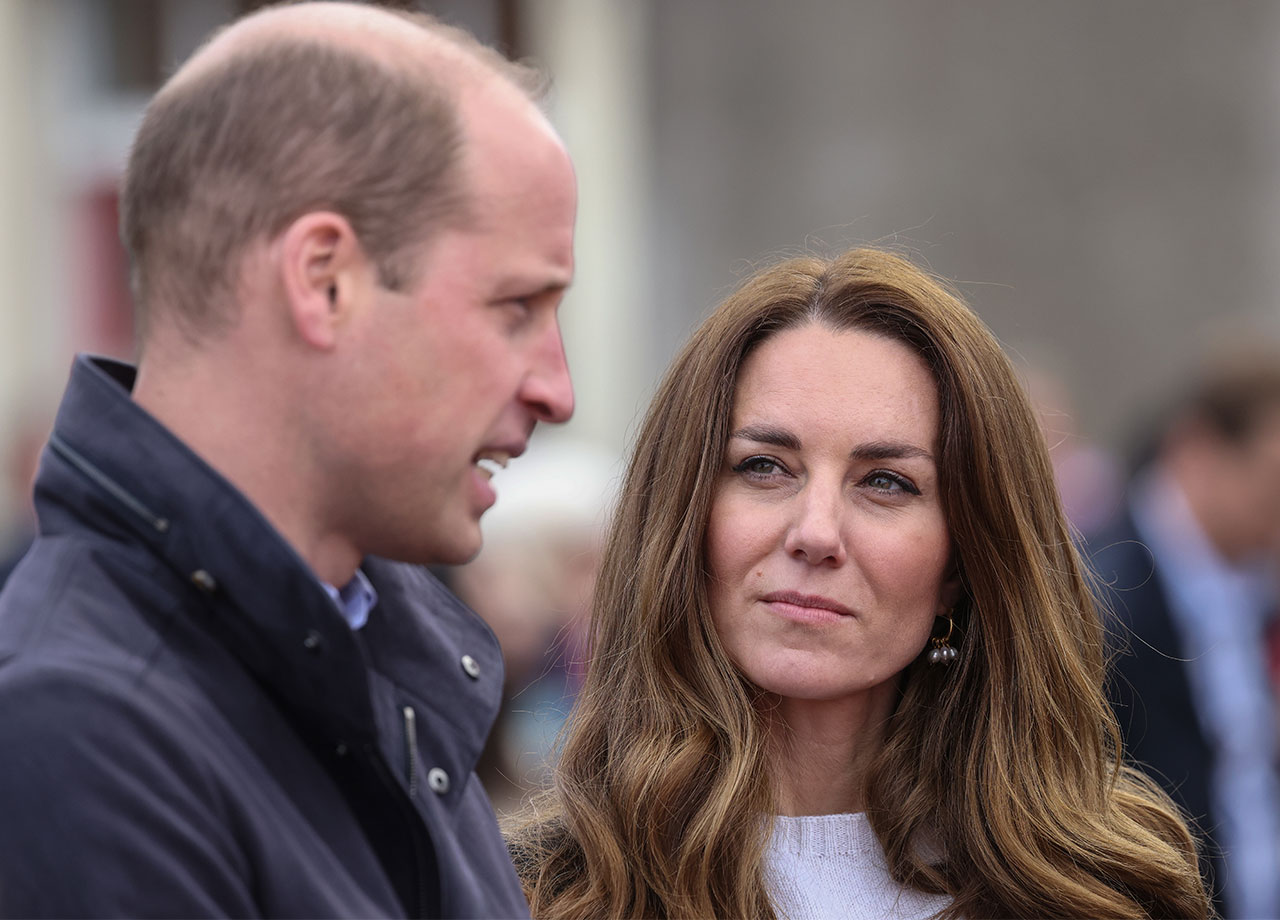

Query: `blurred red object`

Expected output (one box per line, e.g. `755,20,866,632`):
76,179,134,357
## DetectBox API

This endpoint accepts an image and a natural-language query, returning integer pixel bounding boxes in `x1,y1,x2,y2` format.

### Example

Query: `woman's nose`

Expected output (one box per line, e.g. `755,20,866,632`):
782,482,847,566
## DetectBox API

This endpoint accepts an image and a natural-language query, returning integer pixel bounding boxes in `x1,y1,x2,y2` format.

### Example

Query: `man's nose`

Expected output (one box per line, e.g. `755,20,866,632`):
522,322,575,424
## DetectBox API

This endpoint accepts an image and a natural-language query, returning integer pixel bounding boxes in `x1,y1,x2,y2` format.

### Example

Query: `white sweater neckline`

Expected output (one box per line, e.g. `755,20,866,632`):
769,811,881,856
764,813,953,920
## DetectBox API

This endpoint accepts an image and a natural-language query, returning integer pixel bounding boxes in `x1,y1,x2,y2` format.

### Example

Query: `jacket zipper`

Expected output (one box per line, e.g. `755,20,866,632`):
402,705,419,798
364,745,432,918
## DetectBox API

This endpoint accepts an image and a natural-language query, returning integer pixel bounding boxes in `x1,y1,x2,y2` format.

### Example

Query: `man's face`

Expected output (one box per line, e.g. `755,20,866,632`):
1220,409,1280,562
330,89,577,565
1184,405,1280,564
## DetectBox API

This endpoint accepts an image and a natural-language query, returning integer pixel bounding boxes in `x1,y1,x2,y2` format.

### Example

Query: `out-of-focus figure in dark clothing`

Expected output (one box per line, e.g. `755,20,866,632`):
1086,343,1280,919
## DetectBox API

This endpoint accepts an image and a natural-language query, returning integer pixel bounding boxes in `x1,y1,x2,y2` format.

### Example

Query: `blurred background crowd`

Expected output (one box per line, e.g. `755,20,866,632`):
0,1,1278,916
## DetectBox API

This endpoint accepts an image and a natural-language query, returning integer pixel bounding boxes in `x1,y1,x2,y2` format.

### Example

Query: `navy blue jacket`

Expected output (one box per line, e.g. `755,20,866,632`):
0,356,530,919
1085,508,1223,914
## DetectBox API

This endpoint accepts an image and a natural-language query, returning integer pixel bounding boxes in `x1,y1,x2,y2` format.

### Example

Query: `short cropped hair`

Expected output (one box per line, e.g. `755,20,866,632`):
120,12,542,341
1184,346,1280,444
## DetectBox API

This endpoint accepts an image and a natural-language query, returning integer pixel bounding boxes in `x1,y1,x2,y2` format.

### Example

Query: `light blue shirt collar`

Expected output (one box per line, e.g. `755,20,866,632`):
1130,465,1280,917
321,568,378,630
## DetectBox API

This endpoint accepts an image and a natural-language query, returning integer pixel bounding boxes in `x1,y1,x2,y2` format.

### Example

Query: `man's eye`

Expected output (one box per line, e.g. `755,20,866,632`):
498,298,536,330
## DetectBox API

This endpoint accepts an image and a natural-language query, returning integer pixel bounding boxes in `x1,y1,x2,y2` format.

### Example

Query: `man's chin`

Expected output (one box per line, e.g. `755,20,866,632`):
373,506,484,567
425,522,484,567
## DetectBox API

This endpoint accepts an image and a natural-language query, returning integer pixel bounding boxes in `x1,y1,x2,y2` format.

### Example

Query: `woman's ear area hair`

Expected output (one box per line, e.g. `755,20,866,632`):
930,534,966,613
938,568,965,615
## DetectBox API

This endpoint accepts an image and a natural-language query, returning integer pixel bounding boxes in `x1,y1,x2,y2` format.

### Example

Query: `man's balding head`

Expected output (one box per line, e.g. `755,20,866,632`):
120,1,543,344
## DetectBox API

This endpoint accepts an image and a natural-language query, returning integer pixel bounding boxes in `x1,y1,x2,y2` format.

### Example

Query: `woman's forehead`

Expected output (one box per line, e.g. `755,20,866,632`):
729,325,940,448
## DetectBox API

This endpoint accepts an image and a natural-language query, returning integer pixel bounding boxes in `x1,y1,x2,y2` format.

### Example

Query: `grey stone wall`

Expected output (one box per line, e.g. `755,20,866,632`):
647,0,1280,451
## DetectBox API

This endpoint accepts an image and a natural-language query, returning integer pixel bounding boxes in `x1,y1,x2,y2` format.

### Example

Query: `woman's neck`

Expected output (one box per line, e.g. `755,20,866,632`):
768,689,895,816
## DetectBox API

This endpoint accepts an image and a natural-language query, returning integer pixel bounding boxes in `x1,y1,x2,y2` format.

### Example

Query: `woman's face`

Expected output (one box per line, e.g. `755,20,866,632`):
705,323,957,705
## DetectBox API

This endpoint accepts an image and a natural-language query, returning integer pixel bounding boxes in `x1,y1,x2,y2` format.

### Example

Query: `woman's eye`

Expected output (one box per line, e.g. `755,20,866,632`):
862,470,920,495
731,455,786,478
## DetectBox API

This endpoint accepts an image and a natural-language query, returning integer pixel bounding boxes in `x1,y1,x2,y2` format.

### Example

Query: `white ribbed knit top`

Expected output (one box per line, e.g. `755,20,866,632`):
764,813,953,920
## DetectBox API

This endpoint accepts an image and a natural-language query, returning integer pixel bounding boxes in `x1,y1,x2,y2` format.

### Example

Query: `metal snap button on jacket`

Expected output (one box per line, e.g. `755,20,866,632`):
427,767,450,795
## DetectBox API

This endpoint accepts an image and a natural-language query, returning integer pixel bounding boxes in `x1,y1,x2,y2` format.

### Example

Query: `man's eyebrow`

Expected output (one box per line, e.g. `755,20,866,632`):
497,278,569,301
849,441,934,462
729,424,801,451
528,279,571,298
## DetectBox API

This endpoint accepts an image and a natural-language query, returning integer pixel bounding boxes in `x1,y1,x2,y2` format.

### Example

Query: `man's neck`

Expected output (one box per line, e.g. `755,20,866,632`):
132,343,361,587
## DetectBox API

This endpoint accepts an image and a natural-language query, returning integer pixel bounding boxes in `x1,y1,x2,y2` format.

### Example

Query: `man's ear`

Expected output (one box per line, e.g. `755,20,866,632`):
277,212,365,351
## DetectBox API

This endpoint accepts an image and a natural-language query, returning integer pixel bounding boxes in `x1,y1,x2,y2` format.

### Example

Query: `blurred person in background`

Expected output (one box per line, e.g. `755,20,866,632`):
510,248,1209,920
1087,344,1280,919
1020,358,1123,536
0,2,577,917
449,438,617,815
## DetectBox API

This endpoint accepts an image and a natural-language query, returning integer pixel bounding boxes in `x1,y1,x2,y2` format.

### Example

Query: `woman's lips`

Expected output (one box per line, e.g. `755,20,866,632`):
761,590,854,623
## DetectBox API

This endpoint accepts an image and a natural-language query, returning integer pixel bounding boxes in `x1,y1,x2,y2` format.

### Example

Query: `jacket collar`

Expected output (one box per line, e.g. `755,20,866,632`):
38,355,380,744
38,355,504,776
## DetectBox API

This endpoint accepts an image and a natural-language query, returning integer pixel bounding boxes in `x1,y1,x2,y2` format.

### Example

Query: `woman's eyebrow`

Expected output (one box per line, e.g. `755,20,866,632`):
729,424,800,450
849,441,934,462
730,428,934,463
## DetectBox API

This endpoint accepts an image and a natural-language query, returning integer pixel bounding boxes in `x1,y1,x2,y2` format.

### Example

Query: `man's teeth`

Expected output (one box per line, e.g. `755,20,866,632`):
475,453,510,480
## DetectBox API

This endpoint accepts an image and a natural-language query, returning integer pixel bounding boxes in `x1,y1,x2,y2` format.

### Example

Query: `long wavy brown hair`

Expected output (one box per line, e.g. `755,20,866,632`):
508,248,1210,919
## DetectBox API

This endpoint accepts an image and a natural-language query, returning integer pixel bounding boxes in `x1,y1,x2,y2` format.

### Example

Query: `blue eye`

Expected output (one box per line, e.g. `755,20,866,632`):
731,455,787,478
862,470,920,495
